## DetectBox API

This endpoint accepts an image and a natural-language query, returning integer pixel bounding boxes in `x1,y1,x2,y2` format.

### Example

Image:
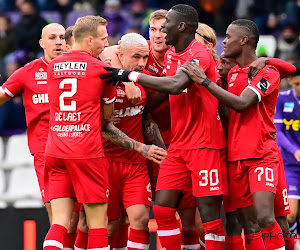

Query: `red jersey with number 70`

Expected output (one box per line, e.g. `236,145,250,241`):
45,50,116,159
227,65,281,161
164,39,226,149
0,57,50,154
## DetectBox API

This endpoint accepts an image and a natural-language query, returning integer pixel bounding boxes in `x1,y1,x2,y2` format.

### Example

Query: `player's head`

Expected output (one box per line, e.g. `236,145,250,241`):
218,52,237,84
39,23,66,62
196,22,218,61
73,15,109,58
288,61,300,93
161,4,198,46
65,25,74,51
118,33,149,72
149,9,169,53
223,19,259,58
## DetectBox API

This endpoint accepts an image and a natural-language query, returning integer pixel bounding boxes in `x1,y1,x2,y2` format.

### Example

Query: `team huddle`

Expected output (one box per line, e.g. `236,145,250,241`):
0,3,298,250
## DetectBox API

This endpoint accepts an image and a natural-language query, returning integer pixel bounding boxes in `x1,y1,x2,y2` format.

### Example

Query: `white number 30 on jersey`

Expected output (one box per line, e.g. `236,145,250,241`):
59,78,77,111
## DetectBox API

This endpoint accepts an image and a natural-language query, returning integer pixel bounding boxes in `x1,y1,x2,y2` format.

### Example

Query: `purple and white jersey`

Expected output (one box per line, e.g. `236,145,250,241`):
274,88,300,166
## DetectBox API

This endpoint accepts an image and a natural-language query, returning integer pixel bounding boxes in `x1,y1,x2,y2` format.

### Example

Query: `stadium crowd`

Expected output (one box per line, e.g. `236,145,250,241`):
0,0,300,250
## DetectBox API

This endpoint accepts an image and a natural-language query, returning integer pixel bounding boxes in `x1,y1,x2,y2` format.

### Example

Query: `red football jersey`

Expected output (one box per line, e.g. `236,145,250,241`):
0,57,50,154
144,40,171,145
227,65,281,161
102,82,146,163
45,50,116,159
164,39,225,149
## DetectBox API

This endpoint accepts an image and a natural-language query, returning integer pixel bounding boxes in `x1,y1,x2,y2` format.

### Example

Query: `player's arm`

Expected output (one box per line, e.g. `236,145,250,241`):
146,91,168,111
142,107,167,150
181,61,258,113
101,101,167,164
100,67,193,95
248,57,296,79
0,91,10,106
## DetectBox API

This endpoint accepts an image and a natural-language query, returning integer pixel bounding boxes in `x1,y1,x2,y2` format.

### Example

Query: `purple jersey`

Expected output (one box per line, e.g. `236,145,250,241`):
274,88,300,166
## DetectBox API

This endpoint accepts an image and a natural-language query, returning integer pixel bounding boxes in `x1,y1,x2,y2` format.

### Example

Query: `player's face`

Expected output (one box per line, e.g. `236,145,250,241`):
218,55,237,83
40,24,66,62
149,18,169,52
289,75,300,95
120,44,149,72
161,10,179,46
223,24,243,58
91,25,109,58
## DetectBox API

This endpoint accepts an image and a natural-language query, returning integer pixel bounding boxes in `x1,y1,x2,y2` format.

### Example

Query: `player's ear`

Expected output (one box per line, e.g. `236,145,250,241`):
241,36,249,46
39,39,45,49
178,22,186,32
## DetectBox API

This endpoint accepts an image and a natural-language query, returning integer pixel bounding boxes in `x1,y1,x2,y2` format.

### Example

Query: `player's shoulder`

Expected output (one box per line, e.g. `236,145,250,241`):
22,58,46,71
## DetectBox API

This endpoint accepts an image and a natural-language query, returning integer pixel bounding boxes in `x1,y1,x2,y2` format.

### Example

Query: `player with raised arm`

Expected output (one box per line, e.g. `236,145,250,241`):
101,4,227,250
0,22,65,223
43,16,166,250
181,19,288,249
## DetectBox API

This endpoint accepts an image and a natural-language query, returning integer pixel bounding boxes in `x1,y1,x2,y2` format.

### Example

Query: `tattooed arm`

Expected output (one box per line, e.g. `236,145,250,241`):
101,101,167,164
142,107,167,150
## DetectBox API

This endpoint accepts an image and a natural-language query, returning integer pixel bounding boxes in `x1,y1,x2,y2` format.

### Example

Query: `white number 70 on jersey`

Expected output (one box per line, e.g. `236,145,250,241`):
59,78,77,111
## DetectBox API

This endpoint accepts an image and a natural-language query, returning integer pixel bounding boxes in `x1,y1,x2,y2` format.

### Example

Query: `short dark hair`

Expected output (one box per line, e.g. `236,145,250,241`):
292,61,300,77
171,4,198,25
231,19,259,48
65,26,74,45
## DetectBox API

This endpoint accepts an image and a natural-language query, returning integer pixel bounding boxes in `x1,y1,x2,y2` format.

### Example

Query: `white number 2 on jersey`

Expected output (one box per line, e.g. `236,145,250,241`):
59,78,77,111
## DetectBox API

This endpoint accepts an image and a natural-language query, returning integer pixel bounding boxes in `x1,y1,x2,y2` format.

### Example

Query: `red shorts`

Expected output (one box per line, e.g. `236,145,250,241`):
156,148,227,198
34,153,48,203
228,151,279,210
107,159,152,221
45,156,109,204
274,149,290,217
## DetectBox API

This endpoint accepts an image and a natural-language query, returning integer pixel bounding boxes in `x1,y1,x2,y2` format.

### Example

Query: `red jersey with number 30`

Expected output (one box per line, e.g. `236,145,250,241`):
102,82,146,163
45,50,116,159
0,57,50,154
227,65,281,161
164,39,225,149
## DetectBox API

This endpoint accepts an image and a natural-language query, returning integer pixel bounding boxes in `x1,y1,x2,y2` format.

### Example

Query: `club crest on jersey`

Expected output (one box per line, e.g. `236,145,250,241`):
35,71,47,80
116,88,126,97
229,73,238,84
256,78,270,93
283,102,295,112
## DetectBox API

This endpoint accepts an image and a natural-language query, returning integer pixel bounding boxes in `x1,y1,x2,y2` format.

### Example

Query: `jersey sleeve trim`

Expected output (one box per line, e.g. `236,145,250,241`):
0,86,14,97
247,85,261,102
102,96,116,104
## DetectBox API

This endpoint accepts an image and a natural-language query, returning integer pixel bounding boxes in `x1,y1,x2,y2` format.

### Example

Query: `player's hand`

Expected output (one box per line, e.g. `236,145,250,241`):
124,82,142,104
248,57,269,79
100,67,132,86
140,144,167,165
180,61,206,84
294,149,300,161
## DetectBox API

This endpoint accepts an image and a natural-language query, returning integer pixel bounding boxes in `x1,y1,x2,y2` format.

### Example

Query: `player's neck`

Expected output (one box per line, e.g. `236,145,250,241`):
174,35,194,53
236,50,257,68
152,49,166,66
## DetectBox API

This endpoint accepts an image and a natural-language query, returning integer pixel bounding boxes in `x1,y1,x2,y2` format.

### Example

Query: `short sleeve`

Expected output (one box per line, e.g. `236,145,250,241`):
246,65,280,102
0,67,25,98
102,83,116,104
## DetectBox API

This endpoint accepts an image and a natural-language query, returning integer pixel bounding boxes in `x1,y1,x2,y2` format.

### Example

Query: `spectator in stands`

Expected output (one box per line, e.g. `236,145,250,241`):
0,16,15,60
283,0,300,30
14,0,47,58
102,0,132,43
275,24,300,61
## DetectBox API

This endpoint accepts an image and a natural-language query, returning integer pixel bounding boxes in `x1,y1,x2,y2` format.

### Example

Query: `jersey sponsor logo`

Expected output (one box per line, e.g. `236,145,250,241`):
54,62,87,71
289,185,297,191
283,119,299,131
37,81,47,85
256,78,270,93
32,93,49,104
147,65,159,74
283,102,295,112
116,88,126,97
52,124,91,132
114,105,144,118
35,72,47,80
55,112,81,122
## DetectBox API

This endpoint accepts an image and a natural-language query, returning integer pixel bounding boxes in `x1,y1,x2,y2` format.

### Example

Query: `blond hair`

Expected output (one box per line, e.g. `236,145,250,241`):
149,9,167,22
196,22,218,61
73,15,107,43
